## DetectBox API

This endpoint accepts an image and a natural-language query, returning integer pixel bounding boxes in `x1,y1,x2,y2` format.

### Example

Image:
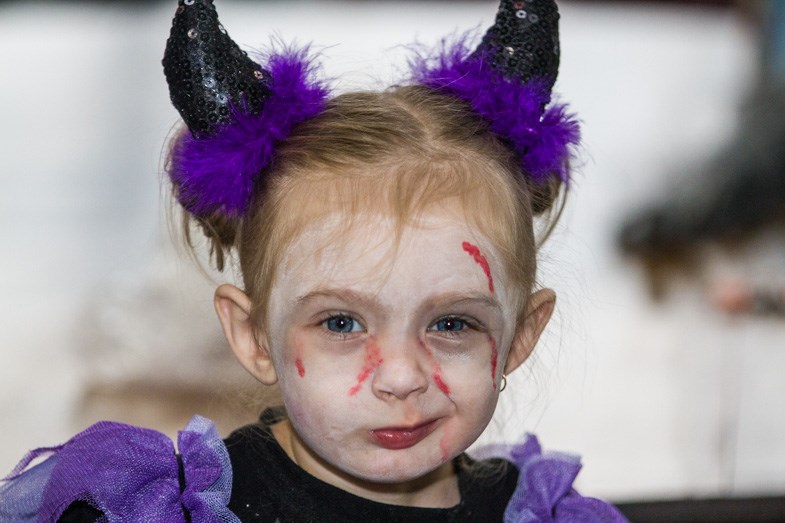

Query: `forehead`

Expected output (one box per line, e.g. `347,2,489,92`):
275,209,509,304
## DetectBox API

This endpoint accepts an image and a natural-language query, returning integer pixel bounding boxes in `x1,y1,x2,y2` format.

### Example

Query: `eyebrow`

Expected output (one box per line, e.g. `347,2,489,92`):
295,288,391,315
425,291,503,314
294,288,502,315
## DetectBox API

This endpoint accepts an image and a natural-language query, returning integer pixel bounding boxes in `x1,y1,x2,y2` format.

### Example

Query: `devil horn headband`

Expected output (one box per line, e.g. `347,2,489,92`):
163,0,578,218
163,0,328,217
412,0,579,184
474,0,560,90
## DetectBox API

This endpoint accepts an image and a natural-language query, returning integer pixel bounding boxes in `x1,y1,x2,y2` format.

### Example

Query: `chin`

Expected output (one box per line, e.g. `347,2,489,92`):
337,449,448,484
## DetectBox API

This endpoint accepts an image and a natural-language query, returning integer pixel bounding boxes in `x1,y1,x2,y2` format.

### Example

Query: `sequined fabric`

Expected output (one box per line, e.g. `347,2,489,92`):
163,0,270,138
474,0,560,91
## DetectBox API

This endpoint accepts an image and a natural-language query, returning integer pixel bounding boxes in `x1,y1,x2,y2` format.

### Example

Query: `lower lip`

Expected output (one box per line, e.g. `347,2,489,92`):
370,420,439,450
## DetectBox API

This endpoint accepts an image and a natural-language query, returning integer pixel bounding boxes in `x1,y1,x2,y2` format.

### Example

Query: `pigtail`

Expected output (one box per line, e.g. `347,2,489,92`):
527,176,564,216
181,207,241,272
165,125,241,272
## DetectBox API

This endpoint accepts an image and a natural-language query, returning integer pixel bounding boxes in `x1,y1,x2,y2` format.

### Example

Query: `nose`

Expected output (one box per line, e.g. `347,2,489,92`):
371,336,429,401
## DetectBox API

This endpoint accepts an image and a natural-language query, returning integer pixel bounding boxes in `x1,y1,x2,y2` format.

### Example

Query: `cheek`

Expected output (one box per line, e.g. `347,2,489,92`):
436,374,498,462
488,335,499,388
425,334,500,394
439,426,451,463
281,334,308,378
277,332,369,413
280,370,354,436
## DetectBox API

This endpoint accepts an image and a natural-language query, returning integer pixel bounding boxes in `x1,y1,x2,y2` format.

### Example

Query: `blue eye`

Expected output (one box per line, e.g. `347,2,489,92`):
432,317,467,332
323,315,361,334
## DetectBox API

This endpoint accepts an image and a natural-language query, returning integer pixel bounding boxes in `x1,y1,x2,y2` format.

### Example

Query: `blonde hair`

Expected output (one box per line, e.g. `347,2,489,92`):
176,85,564,329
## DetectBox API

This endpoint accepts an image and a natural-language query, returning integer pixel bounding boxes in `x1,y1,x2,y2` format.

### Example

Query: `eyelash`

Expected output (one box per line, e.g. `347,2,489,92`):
316,313,483,339
428,315,480,336
319,313,365,336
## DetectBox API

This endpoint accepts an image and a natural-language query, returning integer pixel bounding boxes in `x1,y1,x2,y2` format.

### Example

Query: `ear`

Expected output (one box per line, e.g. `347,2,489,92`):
504,289,556,375
214,283,278,385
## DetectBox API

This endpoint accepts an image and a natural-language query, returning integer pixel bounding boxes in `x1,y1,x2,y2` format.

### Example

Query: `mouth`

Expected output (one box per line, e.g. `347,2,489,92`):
369,419,440,450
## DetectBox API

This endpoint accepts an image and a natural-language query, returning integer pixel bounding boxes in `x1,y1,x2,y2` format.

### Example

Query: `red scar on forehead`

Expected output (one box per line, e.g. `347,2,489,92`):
461,241,495,294
348,338,384,396
295,358,306,378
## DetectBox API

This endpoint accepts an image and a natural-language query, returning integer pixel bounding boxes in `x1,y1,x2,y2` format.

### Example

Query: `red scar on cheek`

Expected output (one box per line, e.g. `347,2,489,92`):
292,336,306,378
439,428,450,463
418,339,451,396
461,241,494,294
348,338,384,396
488,335,499,389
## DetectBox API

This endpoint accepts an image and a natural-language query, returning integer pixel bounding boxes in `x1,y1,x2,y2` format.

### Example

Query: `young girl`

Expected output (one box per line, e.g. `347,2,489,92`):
1,0,627,520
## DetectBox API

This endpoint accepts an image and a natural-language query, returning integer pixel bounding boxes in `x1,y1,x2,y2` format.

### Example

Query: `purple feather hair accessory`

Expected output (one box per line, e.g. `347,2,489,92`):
170,45,329,217
410,37,580,184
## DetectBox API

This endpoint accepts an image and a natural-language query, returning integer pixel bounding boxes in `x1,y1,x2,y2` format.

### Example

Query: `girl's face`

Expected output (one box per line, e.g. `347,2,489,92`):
262,206,524,491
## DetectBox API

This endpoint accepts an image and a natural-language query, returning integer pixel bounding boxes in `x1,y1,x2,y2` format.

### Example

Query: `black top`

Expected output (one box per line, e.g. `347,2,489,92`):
58,408,518,522
226,409,518,522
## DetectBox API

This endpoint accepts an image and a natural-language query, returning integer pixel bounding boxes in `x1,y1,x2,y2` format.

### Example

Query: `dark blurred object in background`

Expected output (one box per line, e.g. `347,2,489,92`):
617,495,785,523
618,81,785,254
617,0,785,301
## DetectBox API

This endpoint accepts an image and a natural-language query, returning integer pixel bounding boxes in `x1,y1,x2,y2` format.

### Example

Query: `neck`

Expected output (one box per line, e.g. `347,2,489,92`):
271,419,460,508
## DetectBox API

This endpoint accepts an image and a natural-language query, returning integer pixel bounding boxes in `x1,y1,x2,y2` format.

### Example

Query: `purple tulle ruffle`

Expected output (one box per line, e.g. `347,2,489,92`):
0,416,238,522
170,45,329,218
486,435,629,522
410,37,581,185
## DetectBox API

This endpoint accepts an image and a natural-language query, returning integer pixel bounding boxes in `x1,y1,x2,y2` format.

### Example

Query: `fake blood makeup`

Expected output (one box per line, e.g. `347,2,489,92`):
433,374,451,397
348,338,384,396
439,431,450,463
418,338,451,396
292,336,306,378
488,335,498,389
461,241,495,294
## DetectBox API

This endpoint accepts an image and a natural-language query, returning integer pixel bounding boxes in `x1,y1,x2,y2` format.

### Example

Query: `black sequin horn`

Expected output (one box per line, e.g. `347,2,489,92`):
474,0,560,92
412,0,578,184
162,0,328,217
163,0,270,138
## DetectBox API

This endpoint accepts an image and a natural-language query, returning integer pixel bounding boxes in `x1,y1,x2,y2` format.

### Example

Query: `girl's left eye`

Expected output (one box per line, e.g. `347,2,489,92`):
323,315,363,334
431,317,468,332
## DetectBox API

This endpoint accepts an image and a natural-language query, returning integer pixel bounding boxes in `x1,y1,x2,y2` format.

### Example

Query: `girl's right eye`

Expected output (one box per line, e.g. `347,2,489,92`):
322,315,363,334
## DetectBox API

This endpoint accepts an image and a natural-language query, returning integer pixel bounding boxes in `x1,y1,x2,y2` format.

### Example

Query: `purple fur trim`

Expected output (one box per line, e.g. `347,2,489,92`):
170,46,329,217
410,37,580,184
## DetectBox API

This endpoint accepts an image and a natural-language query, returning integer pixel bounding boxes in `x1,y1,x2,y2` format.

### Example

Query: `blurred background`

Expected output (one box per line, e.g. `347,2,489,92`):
2,0,784,515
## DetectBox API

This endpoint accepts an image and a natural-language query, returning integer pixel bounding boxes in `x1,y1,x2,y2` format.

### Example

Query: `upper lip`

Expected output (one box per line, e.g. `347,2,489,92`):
373,418,437,432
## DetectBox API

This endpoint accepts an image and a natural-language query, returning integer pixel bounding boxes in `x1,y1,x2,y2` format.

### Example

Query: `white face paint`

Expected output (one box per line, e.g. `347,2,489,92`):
265,207,519,493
